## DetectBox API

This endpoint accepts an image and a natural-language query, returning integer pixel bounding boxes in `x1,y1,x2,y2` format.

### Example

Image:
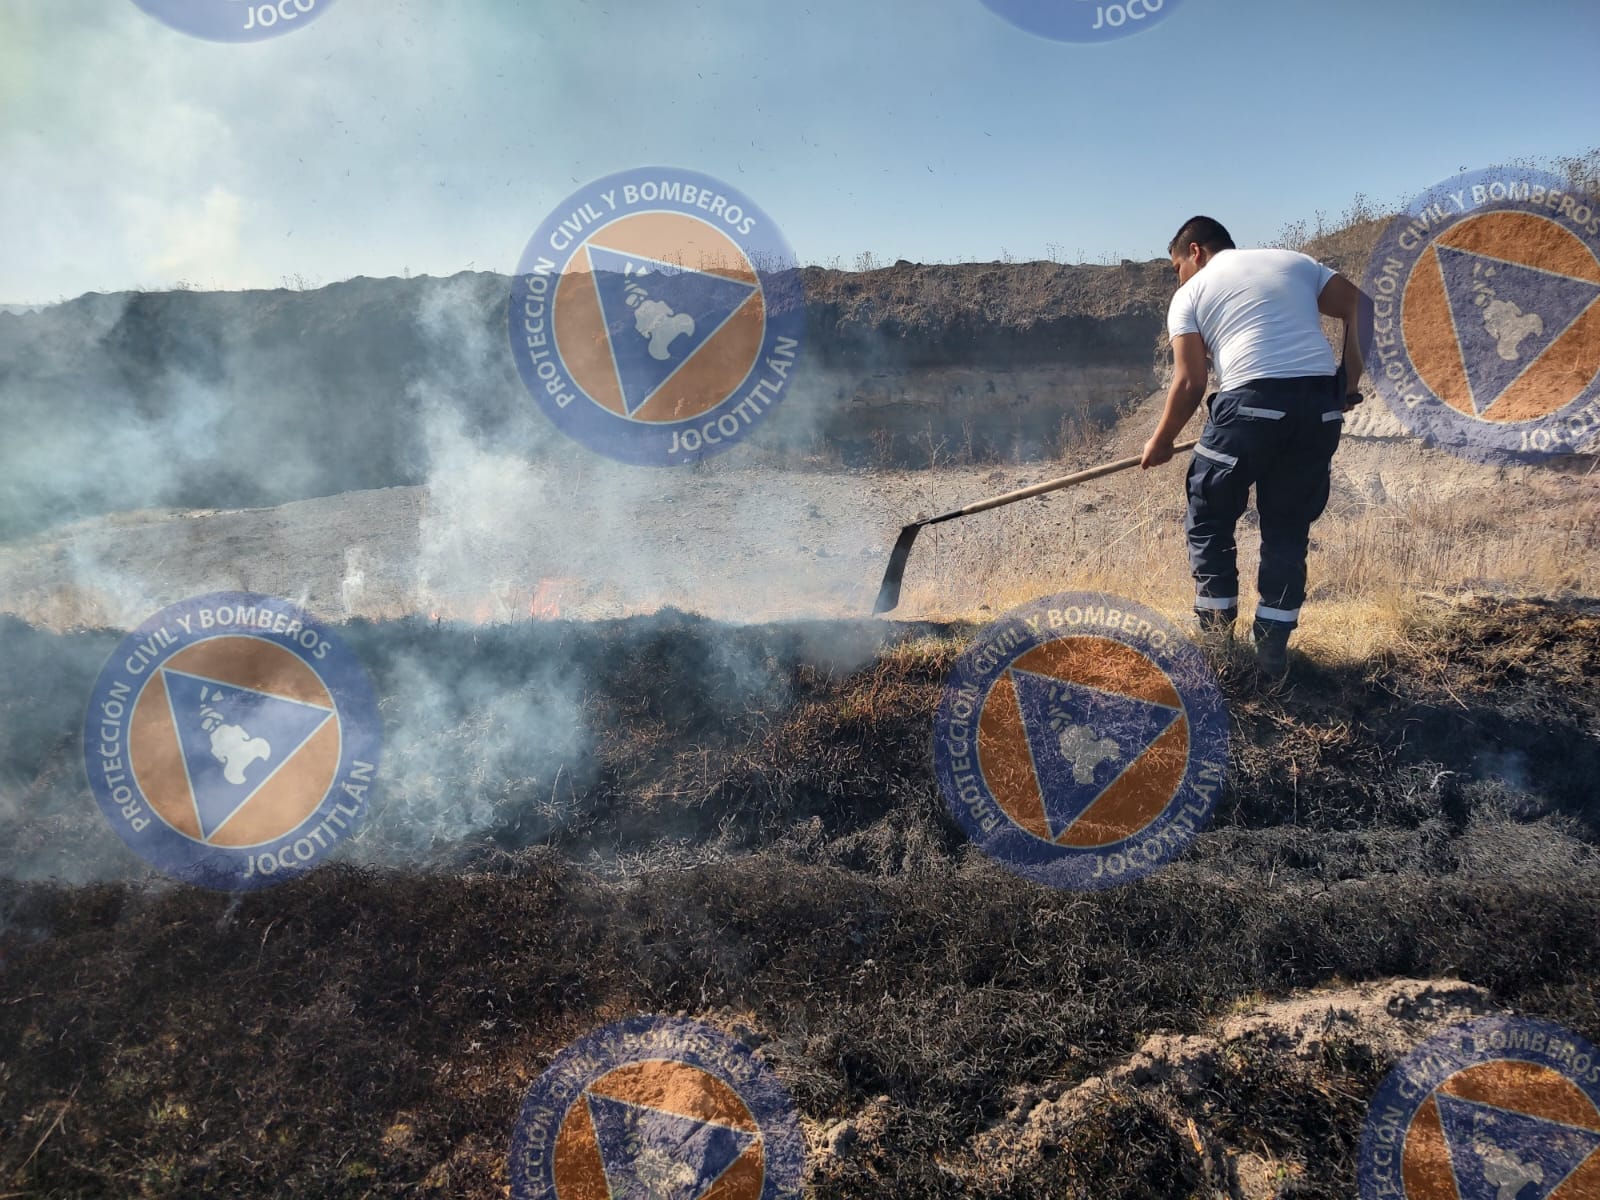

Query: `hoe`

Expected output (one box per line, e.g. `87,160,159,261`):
872,440,1199,614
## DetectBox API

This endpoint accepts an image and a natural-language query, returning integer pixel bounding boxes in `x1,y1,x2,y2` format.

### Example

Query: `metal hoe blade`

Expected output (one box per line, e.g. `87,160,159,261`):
868,439,1198,616
872,523,926,615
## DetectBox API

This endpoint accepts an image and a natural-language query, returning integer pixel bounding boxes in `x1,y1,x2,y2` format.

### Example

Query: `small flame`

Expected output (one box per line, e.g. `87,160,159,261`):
420,578,581,626
531,577,578,621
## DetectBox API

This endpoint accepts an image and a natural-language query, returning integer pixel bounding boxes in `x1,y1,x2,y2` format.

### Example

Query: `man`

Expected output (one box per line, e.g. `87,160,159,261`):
1140,217,1367,675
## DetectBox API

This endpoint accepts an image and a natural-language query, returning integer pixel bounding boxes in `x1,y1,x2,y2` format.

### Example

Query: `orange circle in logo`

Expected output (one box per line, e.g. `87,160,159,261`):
128,636,340,848
552,211,766,425
1403,210,1600,424
551,1058,765,1199
975,636,1189,849
1400,1059,1600,1197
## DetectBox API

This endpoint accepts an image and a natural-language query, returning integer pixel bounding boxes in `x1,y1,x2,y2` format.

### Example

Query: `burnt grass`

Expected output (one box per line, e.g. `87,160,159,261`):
1,599,1598,1197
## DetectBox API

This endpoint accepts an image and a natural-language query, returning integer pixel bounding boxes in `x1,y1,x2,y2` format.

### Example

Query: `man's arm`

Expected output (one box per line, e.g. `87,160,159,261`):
1141,332,1208,468
1318,273,1370,410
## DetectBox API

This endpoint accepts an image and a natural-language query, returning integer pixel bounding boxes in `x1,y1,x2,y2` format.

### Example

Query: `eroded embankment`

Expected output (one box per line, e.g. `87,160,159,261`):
0,261,1176,542
0,598,1597,1198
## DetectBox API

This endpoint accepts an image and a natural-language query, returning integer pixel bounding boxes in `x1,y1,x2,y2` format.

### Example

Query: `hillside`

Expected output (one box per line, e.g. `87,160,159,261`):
0,261,1177,542
6,204,1600,1200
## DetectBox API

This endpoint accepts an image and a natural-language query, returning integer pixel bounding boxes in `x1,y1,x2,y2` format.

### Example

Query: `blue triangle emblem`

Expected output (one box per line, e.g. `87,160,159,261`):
1436,245,1600,415
586,243,758,416
162,669,334,840
1009,669,1179,841
586,1092,755,1200
1435,1091,1600,1200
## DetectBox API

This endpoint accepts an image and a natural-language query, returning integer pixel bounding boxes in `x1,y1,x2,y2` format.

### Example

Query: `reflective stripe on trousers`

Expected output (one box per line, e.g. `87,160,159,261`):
1186,374,1344,626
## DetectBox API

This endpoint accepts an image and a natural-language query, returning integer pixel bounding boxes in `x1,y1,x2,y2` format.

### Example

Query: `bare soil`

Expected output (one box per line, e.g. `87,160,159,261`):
3,383,1595,632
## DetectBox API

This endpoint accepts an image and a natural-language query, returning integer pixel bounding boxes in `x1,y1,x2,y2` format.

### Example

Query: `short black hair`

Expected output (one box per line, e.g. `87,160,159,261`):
1168,216,1236,256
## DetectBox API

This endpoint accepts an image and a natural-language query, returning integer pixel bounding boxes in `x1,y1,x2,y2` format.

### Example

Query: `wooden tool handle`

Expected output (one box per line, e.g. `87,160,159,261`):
928,439,1200,525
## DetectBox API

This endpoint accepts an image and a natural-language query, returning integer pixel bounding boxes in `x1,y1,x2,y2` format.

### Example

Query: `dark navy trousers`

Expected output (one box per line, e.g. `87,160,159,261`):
1186,373,1345,628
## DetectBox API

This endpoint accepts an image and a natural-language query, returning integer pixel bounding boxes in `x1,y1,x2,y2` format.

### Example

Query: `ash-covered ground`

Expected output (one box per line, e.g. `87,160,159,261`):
3,245,1600,1197
1,599,1598,1197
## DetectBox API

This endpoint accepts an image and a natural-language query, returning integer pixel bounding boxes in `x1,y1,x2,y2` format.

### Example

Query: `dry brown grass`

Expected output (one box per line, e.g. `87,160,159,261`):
896,453,1600,669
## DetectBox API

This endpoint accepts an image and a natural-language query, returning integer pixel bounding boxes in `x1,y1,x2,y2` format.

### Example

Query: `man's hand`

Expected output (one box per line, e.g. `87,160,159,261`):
1141,435,1176,469
1144,332,1207,470
1319,273,1370,397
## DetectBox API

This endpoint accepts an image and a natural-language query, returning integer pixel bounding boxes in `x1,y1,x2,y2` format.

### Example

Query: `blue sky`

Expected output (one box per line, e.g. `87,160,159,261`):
2,0,1597,300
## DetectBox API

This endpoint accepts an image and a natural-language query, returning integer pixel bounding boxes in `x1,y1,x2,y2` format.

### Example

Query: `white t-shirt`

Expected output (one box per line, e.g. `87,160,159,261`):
1167,248,1337,391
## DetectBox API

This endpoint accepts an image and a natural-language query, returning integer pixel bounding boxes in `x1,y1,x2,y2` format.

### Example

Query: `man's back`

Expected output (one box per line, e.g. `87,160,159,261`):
1168,247,1337,390
1147,215,1367,674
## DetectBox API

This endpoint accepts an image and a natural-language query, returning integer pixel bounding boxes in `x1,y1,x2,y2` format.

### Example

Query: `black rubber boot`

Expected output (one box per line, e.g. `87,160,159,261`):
1252,618,1293,677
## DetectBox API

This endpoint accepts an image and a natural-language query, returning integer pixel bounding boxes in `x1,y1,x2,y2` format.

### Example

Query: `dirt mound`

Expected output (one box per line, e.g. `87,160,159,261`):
1,598,1599,1196
949,978,1498,1198
1301,217,1390,281
799,259,1171,365
0,263,1173,541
